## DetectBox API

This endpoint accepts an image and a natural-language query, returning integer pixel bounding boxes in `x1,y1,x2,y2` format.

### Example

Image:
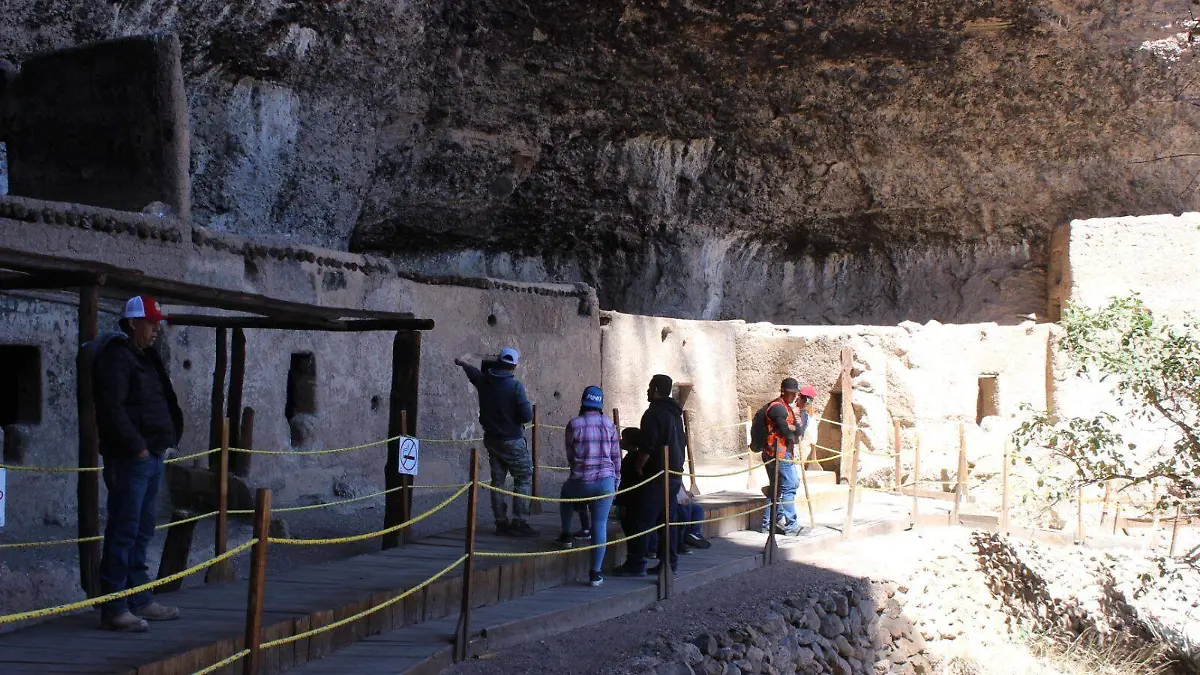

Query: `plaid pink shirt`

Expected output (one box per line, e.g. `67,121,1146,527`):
564,411,621,483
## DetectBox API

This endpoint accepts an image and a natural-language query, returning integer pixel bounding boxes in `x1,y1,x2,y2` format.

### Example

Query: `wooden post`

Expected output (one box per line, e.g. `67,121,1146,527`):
892,419,902,494
839,347,854,482
1075,482,1085,545
208,327,227,470
1169,504,1182,557
76,284,101,598
799,441,815,528
242,488,272,675
683,410,700,495
1113,504,1122,535
206,419,231,584
1000,439,1010,534
765,453,781,564
227,328,247,475
612,408,621,432
958,422,970,502
746,406,754,490
1149,481,1161,551
911,432,921,530
237,407,255,476
842,439,860,541
658,445,673,600
1099,480,1113,526
455,449,480,662
385,331,420,549
952,423,966,526
155,509,199,593
530,405,541,514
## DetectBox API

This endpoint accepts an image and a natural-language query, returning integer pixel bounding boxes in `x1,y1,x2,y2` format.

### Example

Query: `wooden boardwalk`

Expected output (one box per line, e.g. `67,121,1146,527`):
0,491,782,675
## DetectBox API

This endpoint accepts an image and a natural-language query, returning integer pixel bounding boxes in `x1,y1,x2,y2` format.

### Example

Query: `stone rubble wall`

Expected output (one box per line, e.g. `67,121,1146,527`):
643,579,932,675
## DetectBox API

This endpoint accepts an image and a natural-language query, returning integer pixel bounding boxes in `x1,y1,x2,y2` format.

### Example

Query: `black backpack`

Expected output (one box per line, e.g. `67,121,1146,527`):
749,401,782,451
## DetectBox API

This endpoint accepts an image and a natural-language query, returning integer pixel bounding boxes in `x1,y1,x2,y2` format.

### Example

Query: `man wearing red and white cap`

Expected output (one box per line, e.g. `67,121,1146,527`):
85,295,183,632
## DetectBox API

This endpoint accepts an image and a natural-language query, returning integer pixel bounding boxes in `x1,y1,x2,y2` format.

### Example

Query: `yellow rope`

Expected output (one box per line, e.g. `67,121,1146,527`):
479,471,664,503
538,465,571,471
165,448,221,464
190,650,250,675
670,459,775,478
269,484,469,546
0,462,102,473
674,502,771,526
0,510,221,549
260,554,467,650
476,524,665,558
0,539,256,625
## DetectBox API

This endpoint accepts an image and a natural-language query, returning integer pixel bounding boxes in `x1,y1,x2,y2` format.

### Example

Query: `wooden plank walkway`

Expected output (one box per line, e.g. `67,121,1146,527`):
0,491,775,675
286,493,928,675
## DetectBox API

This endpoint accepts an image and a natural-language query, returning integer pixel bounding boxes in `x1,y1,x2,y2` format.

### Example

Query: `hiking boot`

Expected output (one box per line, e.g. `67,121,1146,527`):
684,532,712,549
553,533,573,549
610,563,646,577
100,611,149,633
133,602,179,622
572,528,592,540
506,521,539,538
589,570,604,587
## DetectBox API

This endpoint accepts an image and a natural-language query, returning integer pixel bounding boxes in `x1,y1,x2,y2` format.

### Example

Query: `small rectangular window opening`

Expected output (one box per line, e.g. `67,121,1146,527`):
976,375,999,424
0,345,42,429
286,353,317,420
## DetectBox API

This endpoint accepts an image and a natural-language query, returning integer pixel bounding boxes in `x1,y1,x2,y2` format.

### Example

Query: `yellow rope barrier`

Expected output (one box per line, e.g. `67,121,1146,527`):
191,650,250,675
0,510,222,550
165,448,221,464
674,502,771,527
1,448,219,474
538,465,571,471
476,524,665,558
269,484,469,546
260,554,467,650
479,471,664,504
670,459,775,479
0,539,255,625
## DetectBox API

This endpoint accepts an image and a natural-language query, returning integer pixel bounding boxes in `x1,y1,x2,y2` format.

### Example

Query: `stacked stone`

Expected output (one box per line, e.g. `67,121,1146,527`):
648,580,931,675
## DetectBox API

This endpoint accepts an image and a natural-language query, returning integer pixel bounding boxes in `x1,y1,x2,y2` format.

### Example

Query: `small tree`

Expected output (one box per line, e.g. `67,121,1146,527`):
1013,296,1200,508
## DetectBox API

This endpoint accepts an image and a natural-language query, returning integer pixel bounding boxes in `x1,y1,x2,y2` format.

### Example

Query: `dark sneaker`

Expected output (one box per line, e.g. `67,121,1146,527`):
495,520,510,536
100,611,149,632
783,525,806,537
553,533,573,549
133,602,179,622
589,571,604,587
507,521,539,538
648,563,677,576
646,548,658,559
610,563,647,577
678,542,694,555
573,529,592,540
685,532,712,549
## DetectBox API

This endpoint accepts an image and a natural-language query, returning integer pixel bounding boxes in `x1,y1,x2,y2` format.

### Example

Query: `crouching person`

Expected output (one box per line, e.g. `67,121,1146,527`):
554,386,620,587
88,296,183,632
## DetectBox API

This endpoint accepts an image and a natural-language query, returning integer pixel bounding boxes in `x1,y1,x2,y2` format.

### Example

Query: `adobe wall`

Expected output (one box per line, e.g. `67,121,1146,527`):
0,195,600,545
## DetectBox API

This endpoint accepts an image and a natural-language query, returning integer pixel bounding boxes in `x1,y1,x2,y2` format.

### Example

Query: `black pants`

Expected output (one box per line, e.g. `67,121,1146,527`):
622,478,683,571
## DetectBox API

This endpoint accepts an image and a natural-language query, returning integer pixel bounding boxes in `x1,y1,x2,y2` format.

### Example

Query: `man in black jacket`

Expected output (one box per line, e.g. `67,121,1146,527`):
88,296,183,632
613,374,687,576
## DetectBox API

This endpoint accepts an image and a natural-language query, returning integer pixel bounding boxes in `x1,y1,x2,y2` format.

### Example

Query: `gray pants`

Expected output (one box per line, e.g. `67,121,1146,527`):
485,437,533,524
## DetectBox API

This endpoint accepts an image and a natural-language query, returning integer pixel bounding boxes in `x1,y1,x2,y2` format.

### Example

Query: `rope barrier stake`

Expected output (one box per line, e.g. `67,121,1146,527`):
766,451,780,565
1000,439,1010,534
683,411,700,496
892,419,902,494
911,431,921,530
76,282,102,599
531,405,542,515
455,449,480,662
658,445,672,601
1169,503,1182,557
842,439,859,542
207,419,232,584
243,488,272,675
798,445,815,529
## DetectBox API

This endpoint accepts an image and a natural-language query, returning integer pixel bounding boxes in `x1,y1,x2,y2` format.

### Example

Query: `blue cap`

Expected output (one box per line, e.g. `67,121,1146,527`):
498,347,519,366
581,385,603,410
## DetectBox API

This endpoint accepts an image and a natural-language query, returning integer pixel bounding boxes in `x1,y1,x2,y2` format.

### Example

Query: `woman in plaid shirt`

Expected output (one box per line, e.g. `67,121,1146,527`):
554,386,621,586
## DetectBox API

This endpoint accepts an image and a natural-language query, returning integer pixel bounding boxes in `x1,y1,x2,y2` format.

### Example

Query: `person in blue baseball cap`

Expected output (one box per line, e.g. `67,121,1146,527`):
553,385,620,587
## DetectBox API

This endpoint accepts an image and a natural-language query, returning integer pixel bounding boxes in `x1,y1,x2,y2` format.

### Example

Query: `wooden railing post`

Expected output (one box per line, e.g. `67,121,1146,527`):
658,445,673,600
911,432,921,530
1113,504,1122,535
952,422,967,526
76,283,101,598
842,438,859,541
799,442,815,529
839,347,855,482
1099,480,1113,526
242,488,272,675
1075,480,1085,545
530,405,542,514
892,418,902,494
612,408,621,432
209,327,228,470
1000,439,1010,534
455,449,480,661
683,410,700,495
206,418,231,583
765,454,780,564
385,331,419,549
1169,504,1182,557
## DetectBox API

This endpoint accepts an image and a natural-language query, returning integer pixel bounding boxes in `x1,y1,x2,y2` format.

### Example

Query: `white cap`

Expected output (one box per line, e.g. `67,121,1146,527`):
498,347,519,365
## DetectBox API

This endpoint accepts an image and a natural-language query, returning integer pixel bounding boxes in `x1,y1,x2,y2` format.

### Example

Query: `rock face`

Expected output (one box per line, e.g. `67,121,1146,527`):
3,1,1199,321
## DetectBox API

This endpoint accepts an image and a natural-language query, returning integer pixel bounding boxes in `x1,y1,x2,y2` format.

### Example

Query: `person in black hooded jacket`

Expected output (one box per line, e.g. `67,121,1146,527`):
85,296,183,633
612,374,687,576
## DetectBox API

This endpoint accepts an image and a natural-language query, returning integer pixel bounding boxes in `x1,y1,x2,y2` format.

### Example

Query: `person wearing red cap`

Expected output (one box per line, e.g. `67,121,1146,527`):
759,378,815,536
84,295,183,632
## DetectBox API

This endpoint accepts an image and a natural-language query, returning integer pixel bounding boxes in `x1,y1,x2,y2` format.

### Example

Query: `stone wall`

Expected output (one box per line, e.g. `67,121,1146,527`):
0,195,600,545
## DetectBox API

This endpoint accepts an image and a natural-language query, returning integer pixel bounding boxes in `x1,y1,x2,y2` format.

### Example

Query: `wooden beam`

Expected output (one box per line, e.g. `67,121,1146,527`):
165,314,435,332
227,328,246,451
76,284,101,598
384,330,420,549
0,271,105,290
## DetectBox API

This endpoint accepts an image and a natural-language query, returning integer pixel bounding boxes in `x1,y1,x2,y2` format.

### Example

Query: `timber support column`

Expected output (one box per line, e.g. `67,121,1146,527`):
76,282,101,597
385,330,421,549
226,328,247,475
208,327,228,469
839,347,855,483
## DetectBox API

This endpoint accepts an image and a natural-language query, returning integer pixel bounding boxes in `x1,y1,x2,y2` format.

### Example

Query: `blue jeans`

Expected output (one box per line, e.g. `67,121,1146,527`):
99,453,164,618
622,478,683,572
761,456,799,531
485,437,533,524
648,502,703,551
559,476,615,573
